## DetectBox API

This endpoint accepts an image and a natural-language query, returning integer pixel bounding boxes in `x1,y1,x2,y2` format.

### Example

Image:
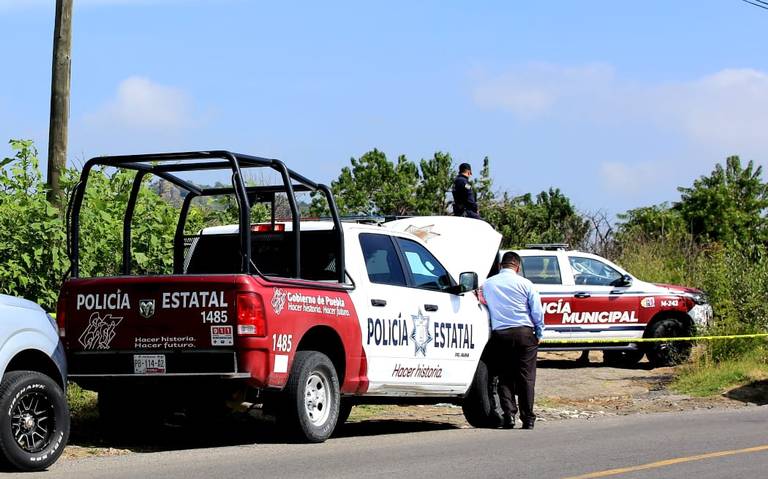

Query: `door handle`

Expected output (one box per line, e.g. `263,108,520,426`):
424,304,439,312
574,292,591,299
371,299,387,307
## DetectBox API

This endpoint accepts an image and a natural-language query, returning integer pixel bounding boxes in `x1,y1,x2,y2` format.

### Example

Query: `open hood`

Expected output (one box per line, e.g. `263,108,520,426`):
384,216,502,283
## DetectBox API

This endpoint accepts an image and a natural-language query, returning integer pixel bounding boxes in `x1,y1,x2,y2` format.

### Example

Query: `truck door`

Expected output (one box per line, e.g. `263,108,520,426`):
518,253,572,341
357,233,417,394
565,256,643,339
393,237,489,395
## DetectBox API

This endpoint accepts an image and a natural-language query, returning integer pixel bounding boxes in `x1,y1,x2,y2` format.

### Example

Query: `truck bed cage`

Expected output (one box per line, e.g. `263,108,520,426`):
67,150,345,283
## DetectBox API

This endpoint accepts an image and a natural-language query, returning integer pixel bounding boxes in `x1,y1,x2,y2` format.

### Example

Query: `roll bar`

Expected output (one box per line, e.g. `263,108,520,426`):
66,150,345,283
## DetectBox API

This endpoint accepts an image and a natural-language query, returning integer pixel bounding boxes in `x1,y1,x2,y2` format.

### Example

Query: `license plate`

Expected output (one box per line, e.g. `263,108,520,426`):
133,354,166,374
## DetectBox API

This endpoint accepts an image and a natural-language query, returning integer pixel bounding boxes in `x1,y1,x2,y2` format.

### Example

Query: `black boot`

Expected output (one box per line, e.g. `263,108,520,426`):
501,414,515,429
521,418,535,429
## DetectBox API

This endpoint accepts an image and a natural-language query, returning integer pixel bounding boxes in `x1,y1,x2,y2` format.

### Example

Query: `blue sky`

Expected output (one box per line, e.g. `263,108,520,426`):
1,0,767,215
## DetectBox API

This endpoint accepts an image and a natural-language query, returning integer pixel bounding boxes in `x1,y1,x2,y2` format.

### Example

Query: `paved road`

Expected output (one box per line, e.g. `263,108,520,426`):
21,406,768,478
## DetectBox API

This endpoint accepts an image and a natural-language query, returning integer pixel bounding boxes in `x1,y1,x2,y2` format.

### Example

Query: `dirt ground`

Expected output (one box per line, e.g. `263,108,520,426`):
343,351,761,428
61,351,763,459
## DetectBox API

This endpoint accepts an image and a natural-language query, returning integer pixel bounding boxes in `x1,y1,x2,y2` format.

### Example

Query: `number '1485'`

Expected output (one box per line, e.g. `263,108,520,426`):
272,334,292,352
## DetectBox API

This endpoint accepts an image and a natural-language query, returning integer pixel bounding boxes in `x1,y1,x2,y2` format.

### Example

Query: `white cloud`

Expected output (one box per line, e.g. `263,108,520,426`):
84,76,195,131
472,63,616,119
473,64,768,195
473,64,768,155
646,68,768,154
599,161,663,195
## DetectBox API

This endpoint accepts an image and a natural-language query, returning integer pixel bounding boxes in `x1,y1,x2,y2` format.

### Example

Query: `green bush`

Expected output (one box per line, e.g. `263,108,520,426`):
0,140,68,309
615,235,768,362
0,140,245,309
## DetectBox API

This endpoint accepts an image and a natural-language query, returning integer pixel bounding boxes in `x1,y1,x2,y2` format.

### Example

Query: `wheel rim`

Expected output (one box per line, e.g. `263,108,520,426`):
653,321,691,364
304,371,331,427
11,390,55,453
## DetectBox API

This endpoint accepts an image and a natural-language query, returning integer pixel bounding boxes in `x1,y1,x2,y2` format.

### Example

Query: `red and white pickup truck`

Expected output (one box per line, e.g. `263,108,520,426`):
510,245,713,367
59,151,503,442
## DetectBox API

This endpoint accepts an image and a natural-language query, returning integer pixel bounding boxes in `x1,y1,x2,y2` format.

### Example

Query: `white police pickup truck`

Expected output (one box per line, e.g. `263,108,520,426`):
0,294,69,471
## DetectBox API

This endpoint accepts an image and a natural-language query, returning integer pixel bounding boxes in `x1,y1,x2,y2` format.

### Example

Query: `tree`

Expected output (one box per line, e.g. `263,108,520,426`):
474,156,495,212
676,155,768,246
416,152,454,215
616,203,686,242
484,188,589,248
47,0,73,206
320,149,420,216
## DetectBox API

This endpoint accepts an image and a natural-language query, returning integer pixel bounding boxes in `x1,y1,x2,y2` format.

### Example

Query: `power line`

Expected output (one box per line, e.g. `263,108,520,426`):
742,0,768,11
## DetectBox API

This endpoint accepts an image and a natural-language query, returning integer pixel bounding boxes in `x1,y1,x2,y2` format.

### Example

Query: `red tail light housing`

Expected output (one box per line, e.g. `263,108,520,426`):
251,223,285,233
236,293,266,336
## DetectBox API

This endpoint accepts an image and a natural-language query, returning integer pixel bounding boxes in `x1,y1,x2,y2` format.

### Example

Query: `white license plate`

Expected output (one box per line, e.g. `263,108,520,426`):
133,354,166,374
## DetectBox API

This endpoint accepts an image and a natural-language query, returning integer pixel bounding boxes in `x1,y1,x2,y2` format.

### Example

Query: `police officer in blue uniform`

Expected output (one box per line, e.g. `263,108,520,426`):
452,163,480,219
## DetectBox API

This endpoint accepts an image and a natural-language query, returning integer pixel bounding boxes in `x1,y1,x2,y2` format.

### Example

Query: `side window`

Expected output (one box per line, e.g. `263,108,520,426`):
520,255,562,285
569,256,622,286
359,233,407,287
395,238,453,292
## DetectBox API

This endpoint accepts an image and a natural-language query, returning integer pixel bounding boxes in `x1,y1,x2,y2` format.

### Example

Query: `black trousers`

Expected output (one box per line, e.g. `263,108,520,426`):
492,326,538,422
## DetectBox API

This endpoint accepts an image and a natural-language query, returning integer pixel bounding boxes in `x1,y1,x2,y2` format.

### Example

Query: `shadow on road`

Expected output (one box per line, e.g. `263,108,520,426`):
68,412,460,454
725,380,768,405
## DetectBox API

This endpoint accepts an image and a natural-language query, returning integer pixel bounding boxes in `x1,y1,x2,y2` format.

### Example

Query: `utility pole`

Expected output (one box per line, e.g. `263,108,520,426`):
47,0,73,206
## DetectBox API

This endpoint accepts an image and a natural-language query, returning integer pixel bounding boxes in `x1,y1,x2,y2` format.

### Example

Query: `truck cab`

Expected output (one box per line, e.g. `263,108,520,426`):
59,151,501,442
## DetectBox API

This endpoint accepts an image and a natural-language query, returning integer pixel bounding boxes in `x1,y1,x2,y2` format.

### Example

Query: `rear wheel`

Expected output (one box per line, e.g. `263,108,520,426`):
602,350,644,368
645,318,692,367
461,358,502,428
279,351,340,442
0,371,70,472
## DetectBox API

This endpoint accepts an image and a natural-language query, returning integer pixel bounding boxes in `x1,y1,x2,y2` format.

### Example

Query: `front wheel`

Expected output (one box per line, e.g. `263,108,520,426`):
279,351,340,442
645,318,692,367
461,358,502,428
0,371,70,472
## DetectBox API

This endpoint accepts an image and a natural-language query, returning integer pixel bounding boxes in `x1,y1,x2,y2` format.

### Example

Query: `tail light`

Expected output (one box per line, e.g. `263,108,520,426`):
251,223,285,233
236,293,266,336
56,294,66,338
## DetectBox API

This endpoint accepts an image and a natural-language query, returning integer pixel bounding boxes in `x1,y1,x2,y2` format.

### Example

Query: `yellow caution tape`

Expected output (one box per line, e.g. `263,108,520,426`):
541,333,768,344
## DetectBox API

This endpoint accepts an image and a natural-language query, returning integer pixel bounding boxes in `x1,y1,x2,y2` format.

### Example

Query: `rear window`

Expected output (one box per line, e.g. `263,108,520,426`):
520,255,562,285
185,230,339,281
359,233,407,286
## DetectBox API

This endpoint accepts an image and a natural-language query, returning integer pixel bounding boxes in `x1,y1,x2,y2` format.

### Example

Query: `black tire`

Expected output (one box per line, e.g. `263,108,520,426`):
602,350,644,368
279,351,340,443
645,318,692,367
0,371,70,472
461,358,502,428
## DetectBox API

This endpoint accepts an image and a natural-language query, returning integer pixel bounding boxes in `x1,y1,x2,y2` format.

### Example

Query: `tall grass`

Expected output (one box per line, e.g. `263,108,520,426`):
615,236,768,395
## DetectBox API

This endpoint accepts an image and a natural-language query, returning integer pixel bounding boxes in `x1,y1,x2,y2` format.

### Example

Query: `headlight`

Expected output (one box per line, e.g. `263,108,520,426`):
687,292,708,305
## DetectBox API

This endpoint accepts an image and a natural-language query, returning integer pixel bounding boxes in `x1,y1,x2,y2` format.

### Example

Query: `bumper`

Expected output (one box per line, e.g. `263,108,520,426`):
689,304,713,328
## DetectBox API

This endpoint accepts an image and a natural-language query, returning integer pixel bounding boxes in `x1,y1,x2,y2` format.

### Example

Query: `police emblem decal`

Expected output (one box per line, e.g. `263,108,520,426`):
411,309,433,357
138,299,156,318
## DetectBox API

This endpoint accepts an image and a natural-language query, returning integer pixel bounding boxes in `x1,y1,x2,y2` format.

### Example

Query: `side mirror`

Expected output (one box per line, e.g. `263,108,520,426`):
458,272,479,293
611,274,632,287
